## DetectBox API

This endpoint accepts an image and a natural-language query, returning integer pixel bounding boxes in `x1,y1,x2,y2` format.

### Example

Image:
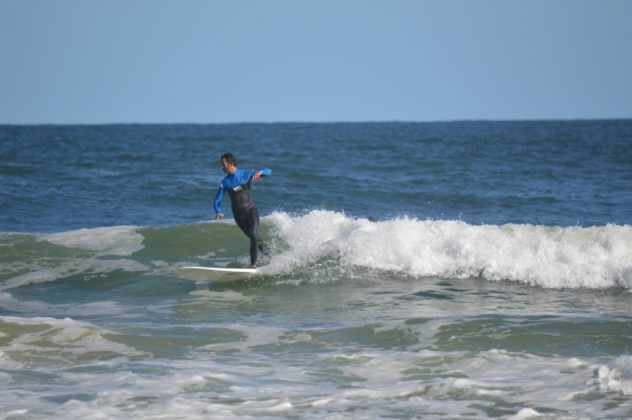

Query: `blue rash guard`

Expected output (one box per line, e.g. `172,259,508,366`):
213,167,272,266
213,168,272,215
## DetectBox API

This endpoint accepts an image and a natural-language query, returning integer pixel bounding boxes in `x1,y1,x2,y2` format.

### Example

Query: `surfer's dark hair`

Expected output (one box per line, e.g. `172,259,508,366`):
220,153,236,166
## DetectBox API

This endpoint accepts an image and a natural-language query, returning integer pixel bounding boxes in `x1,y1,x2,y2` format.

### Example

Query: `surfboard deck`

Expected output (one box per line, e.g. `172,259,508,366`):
176,266,258,282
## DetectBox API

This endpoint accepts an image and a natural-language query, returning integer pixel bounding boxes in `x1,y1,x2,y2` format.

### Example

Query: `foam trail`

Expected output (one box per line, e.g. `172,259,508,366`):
1,257,149,290
0,226,148,290
45,225,144,255
265,210,632,289
0,316,146,368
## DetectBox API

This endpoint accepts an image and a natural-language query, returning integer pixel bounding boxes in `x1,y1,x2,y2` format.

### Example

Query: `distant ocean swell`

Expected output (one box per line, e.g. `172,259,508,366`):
2,210,631,291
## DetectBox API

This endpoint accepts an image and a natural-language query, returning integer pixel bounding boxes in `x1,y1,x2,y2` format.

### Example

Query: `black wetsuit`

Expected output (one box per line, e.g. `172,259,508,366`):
214,168,271,265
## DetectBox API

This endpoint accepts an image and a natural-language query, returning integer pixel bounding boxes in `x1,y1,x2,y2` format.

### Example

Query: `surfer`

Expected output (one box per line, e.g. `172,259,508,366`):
214,153,271,268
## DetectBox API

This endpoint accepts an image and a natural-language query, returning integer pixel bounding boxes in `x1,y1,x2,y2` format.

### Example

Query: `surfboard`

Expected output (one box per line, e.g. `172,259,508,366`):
175,266,258,282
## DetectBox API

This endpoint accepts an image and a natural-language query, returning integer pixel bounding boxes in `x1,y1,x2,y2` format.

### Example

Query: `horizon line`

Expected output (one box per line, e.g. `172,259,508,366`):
2,116,632,126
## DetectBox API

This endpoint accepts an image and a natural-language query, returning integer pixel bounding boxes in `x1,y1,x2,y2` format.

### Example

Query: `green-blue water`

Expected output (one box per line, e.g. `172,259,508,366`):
1,121,632,418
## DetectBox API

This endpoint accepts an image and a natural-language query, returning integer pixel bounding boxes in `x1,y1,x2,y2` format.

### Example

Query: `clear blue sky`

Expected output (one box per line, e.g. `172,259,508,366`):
1,0,631,124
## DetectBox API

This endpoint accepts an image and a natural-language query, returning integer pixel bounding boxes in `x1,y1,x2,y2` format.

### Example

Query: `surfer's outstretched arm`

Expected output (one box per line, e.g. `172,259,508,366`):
214,185,225,219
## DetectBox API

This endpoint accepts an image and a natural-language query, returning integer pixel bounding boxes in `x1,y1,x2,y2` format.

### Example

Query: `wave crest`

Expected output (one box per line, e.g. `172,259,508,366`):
265,210,632,289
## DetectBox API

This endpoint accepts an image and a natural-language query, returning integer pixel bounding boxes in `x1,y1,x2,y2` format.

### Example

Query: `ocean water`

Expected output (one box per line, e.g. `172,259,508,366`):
1,121,632,419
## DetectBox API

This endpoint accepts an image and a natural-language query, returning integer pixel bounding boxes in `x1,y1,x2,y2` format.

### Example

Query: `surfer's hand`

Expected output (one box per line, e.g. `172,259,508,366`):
215,213,224,220
252,171,262,181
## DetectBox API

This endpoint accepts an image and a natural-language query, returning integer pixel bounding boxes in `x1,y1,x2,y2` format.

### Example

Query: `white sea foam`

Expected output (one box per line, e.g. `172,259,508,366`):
265,210,632,289
0,316,146,368
596,356,632,396
189,289,253,302
0,292,125,317
2,257,149,290
303,348,600,417
509,408,543,419
198,324,288,353
0,340,621,419
1,226,148,290
45,225,145,255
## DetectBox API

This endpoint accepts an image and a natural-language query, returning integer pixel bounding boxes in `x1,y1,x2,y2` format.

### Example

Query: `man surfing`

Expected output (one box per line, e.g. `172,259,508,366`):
214,153,272,268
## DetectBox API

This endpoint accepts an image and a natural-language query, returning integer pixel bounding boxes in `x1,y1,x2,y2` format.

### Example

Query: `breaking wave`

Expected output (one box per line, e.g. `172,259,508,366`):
1,210,631,290
265,210,632,289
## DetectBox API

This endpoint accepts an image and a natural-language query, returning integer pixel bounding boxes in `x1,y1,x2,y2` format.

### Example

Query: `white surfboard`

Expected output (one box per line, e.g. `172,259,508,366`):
176,266,258,282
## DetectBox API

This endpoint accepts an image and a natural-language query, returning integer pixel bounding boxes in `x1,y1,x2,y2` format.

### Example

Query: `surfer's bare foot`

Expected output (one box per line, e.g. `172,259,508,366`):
250,264,257,269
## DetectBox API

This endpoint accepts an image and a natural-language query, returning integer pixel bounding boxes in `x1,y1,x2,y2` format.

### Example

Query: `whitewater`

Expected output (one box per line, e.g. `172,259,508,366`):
265,211,632,289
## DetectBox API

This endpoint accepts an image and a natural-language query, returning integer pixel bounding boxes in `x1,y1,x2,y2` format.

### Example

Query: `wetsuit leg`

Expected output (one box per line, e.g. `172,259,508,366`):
234,206,261,266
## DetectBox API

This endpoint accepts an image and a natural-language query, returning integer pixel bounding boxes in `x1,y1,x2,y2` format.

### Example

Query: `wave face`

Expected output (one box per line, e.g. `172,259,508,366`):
265,210,632,289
